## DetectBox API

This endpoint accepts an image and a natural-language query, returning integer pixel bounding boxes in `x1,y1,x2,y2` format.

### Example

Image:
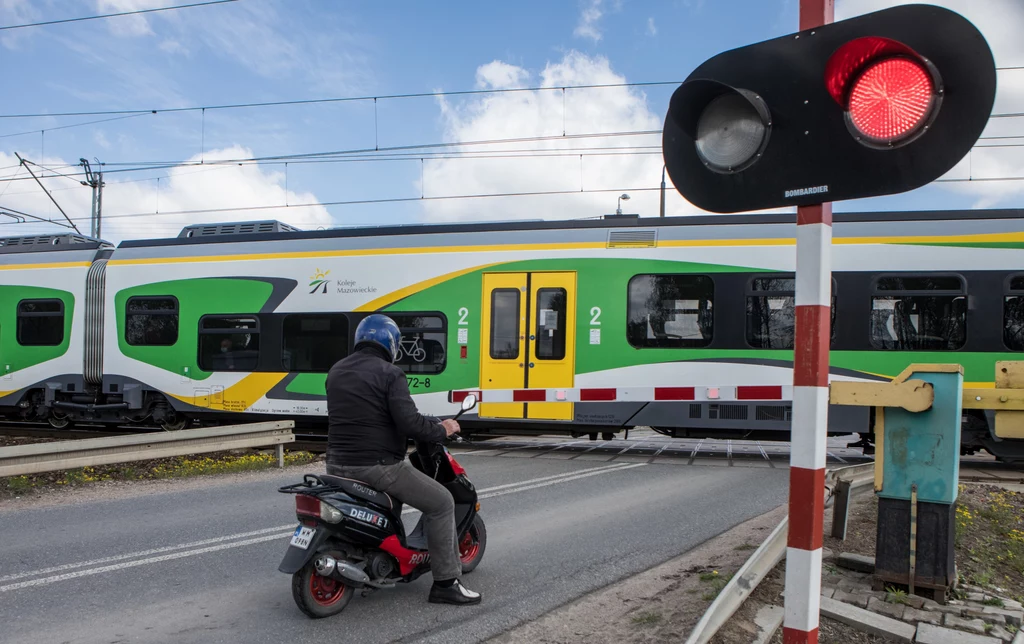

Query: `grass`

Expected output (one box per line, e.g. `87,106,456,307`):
631,611,662,626
698,569,733,601
982,597,1005,607
0,449,320,495
953,484,1024,602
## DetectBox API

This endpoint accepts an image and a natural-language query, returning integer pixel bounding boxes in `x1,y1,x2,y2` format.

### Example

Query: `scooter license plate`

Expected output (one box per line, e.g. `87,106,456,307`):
290,526,315,550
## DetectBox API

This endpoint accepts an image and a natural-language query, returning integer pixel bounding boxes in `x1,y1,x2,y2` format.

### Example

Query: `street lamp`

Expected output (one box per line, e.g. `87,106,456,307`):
616,193,630,215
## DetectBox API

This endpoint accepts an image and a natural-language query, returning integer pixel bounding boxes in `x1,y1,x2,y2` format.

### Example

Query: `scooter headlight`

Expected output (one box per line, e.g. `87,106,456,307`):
320,501,343,524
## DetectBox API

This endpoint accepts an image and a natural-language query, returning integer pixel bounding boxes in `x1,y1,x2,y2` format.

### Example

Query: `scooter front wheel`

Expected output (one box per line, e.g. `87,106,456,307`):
292,561,354,619
459,514,487,573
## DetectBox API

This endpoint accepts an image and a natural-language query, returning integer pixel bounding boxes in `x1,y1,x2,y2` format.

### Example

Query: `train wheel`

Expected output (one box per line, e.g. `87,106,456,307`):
48,413,70,429
160,415,188,431
602,432,614,441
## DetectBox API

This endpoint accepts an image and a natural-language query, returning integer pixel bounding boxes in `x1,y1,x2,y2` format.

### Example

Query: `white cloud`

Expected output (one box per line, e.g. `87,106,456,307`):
158,38,188,55
96,0,171,37
94,130,112,150
574,0,603,42
0,0,39,49
0,147,333,244
420,52,701,223
646,17,657,37
837,0,1024,207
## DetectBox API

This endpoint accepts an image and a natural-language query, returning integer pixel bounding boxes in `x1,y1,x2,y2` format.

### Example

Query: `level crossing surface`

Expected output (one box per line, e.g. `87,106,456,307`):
0,453,788,644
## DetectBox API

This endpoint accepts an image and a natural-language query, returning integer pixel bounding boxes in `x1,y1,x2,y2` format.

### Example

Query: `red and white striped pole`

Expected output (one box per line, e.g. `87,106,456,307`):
784,2,834,643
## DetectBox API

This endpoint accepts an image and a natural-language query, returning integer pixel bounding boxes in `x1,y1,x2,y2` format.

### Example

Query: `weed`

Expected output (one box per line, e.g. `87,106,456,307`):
982,597,1005,607
885,587,909,605
734,543,757,551
699,571,721,582
975,569,994,587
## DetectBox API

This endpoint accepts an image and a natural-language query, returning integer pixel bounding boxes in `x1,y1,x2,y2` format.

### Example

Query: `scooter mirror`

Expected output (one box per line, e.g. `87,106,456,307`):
461,394,478,412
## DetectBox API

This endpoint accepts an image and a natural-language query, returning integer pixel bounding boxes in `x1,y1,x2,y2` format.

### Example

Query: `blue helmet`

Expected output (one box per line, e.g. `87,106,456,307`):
354,314,402,363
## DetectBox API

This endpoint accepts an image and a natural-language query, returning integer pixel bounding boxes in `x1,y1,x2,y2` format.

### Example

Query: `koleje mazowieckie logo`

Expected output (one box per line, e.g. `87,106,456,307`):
309,268,331,294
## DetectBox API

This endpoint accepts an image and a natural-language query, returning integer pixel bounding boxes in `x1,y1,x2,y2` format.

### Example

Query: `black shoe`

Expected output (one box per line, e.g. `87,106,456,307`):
428,580,482,605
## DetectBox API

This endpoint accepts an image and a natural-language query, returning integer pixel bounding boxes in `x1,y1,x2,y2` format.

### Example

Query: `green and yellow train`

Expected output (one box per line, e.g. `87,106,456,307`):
2,209,1024,461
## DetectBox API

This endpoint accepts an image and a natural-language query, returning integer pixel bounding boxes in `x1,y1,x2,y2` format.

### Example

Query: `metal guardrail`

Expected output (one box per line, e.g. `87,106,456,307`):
0,421,295,477
684,461,876,644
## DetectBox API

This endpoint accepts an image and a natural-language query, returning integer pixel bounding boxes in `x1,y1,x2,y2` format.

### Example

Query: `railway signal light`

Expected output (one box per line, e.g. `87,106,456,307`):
662,4,996,213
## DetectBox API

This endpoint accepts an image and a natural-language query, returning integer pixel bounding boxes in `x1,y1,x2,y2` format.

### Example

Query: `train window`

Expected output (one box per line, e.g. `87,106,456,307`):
535,288,567,360
198,316,260,371
627,274,713,348
125,296,179,346
1003,276,1024,351
746,276,837,349
869,275,966,351
282,314,348,372
16,299,64,346
390,313,447,375
490,289,521,359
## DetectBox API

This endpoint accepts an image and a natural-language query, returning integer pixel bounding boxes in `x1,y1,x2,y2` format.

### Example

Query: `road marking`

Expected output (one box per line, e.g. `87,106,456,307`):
0,462,642,593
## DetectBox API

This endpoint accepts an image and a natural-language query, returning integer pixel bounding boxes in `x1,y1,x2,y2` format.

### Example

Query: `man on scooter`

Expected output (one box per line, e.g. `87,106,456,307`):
324,313,482,605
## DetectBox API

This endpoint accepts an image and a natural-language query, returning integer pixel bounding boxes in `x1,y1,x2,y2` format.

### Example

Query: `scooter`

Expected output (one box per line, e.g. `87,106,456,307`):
277,394,485,618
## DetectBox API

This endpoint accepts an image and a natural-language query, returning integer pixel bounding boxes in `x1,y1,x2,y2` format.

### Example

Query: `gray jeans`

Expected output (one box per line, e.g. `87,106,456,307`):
326,460,461,582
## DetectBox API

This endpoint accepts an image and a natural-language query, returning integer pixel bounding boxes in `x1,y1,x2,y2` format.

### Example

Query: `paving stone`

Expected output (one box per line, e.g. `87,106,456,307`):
987,625,1015,643
902,595,928,609
966,608,1007,626
821,596,916,642
969,593,990,602
946,614,989,635
1002,599,1023,611
752,605,785,644
916,623,1001,644
834,589,870,608
837,553,876,574
924,602,966,616
983,607,1024,627
821,587,836,599
903,606,942,625
839,577,873,592
868,596,907,620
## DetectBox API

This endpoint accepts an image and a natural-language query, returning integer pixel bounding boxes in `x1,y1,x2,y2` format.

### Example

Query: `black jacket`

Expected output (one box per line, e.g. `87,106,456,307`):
325,345,446,467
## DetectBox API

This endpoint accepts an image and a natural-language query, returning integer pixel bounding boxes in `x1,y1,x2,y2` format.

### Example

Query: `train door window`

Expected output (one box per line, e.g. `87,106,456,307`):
198,316,260,371
16,299,64,346
1004,275,1024,351
282,314,348,372
869,275,966,351
126,296,179,346
390,313,447,374
627,274,713,348
490,290,521,359
535,288,567,360
746,275,837,349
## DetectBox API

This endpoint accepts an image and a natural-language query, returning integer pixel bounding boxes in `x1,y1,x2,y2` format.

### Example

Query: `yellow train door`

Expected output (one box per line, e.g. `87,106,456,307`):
478,272,576,421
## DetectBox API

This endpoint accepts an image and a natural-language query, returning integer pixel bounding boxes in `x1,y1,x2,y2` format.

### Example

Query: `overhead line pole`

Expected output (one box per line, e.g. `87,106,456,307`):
784,1,834,644
14,153,82,234
80,158,104,239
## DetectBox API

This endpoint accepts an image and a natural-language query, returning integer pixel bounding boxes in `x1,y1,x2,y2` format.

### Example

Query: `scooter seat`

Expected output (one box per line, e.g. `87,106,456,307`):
319,474,396,511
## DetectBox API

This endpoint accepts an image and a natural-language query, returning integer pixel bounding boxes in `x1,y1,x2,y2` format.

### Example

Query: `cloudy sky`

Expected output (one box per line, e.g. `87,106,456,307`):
0,0,1022,244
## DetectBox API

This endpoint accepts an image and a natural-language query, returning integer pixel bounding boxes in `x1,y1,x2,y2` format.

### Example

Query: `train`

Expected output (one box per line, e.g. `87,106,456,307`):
3,209,1024,462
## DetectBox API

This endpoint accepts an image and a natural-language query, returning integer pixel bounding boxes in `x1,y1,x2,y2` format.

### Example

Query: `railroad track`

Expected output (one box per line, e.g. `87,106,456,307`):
3,424,1021,483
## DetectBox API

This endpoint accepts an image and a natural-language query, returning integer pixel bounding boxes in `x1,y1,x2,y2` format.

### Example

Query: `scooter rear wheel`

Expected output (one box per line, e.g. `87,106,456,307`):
459,514,487,573
292,561,354,618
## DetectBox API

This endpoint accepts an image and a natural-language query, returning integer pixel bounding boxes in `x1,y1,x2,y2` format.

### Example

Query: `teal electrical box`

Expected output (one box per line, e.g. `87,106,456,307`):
878,369,963,505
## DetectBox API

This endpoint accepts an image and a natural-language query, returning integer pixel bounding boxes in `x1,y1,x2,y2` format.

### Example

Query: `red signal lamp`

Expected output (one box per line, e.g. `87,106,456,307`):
825,37,942,148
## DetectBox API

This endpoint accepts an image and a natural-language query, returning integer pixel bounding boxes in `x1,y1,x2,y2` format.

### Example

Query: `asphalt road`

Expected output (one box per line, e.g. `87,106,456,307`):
0,454,789,644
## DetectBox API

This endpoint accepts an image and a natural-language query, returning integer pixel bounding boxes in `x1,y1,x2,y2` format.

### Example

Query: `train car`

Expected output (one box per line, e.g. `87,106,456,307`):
0,233,113,427
3,209,1024,462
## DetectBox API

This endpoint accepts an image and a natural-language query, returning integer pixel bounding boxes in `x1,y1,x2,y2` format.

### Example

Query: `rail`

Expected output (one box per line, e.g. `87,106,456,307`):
0,421,295,477
684,461,875,644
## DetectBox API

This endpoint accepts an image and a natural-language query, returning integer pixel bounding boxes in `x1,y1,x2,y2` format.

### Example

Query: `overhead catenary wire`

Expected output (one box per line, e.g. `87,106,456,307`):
0,186,668,227
0,0,239,31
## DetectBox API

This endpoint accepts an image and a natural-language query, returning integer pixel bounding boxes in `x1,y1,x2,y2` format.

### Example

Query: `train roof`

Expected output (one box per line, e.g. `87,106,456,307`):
0,232,112,255
115,208,1024,250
